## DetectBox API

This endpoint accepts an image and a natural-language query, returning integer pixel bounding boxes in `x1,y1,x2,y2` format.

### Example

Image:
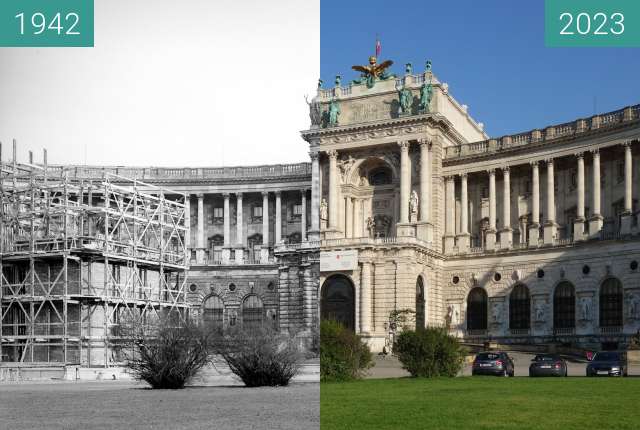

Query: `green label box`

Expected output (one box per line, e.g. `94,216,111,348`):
545,0,640,47
0,0,94,47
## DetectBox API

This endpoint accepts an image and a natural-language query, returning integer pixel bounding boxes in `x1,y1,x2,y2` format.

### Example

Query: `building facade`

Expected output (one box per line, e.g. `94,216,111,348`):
307,57,640,352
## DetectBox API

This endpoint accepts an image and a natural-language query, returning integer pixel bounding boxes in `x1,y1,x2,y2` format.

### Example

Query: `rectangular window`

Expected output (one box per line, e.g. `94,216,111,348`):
253,206,263,218
293,204,303,216
213,207,223,221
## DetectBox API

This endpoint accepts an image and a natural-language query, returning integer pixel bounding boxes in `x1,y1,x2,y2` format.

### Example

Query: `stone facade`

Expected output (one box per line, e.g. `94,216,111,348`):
307,60,640,352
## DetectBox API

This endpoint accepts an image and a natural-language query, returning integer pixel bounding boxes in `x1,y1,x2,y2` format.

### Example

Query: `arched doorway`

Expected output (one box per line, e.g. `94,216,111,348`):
467,287,488,331
416,277,425,330
600,278,623,328
554,281,575,329
203,295,224,332
509,284,530,330
321,275,355,330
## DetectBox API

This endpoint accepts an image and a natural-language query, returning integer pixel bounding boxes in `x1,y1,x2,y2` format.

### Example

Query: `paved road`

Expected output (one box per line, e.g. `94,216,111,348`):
367,352,640,378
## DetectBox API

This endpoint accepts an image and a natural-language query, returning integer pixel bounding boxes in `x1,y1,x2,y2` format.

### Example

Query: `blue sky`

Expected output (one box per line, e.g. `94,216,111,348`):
321,0,640,138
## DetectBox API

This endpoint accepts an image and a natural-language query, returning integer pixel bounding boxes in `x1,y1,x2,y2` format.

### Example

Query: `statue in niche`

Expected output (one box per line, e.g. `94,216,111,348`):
491,302,502,324
397,86,412,115
305,95,322,127
327,98,341,127
366,216,375,238
446,304,460,327
419,81,433,113
579,296,592,321
409,190,419,219
628,293,640,320
373,214,392,237
320,199,328,221
534,301,546,322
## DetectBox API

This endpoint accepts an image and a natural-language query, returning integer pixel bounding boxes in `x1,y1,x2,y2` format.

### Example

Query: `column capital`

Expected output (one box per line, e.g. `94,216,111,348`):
301,189,309,196
275,190,282,197
575,152,584,160
309,151,320,161
326,149,338,159
262,191,269,197
398,141,410,151
418,138,432,148
622,140,633,148
459,172,468,179
222,192,230,198
487,168,496,176
530,160,539,168
501,166,510,174
590,148,600,156
444,175,455,182
236,192,243,198
545,158,554,166
196,193,205,199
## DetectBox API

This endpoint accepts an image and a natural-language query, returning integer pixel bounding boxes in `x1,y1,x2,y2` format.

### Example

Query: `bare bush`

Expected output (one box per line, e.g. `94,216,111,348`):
217,326,303,387
121,312,213,389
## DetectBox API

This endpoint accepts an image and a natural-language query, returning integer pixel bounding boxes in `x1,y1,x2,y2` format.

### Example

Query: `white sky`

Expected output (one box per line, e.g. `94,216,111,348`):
0,0,319,167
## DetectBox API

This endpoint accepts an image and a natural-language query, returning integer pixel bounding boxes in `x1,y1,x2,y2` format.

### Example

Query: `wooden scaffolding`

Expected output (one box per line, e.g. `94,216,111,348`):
0,141,189,367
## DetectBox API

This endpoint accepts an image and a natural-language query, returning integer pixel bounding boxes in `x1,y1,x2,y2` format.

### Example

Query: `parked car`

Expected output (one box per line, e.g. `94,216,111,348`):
586,351,628,377
472,351,515,377
529,354,568,377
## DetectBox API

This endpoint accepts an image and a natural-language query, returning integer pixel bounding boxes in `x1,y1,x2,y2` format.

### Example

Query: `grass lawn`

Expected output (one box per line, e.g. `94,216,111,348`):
321,377,640,430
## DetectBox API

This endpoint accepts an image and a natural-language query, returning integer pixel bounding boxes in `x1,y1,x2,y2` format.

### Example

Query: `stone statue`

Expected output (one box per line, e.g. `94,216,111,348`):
419,81,433,113
335,75,341,87
320,198,328,221
491,302,502,324
446,304,460,326
579,297,592,321
425,60,432,73
317,78,323,89
409,190,419,217
628,293,640,320
366,216,375,238
398,87,412,115
351,56,394,89
534,302,546,322
328,98,340,127
405,62,412,75
305,95,322,127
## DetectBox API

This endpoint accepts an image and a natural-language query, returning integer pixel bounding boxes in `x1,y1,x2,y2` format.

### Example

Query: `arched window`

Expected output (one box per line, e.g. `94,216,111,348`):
320,275,355,331
203,295,224,331
554,282,575,329
242,295,264,329
416,277,425,330
600,278,623,327
467,288,487,331
509,284,530,330
368,167,392,185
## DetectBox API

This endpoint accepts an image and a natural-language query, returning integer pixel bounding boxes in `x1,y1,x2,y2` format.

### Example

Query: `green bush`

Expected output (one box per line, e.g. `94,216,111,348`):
320,320,373,382
394,327,465,377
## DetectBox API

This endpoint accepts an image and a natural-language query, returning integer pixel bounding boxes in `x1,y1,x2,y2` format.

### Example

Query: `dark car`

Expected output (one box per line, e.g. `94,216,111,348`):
529,354,568,377
586,351,628,377
472,351,515,377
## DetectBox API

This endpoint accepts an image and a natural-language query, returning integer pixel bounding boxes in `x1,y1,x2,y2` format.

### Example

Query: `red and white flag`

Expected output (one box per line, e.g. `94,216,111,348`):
375,37,381,57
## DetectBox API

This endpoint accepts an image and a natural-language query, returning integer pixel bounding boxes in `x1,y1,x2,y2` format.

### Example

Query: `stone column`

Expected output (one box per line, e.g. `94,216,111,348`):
621,142,633,235
528,162,540,247
399,141,410,224
444,176,456,253
235,193,244,263
184,194,191,255
500,167,512,249
574,153,586,241
456,173,470,252
486,169,497,250
327,150,339,230
543,159,557,245
309,151,320,240
261,192,270,263
196,193,205,264
588,149,603,237
345,196,353,238
275,191,282,244
417,139,433,242
222,193,231,263
360,262,372,334
352,198,360,238
301,189,307,242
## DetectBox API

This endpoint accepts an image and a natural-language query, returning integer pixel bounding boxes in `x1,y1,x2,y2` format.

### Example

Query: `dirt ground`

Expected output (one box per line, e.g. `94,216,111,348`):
0,381,319,430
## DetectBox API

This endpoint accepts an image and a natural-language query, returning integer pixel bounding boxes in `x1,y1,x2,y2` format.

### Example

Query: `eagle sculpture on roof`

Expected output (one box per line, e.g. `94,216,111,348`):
351,56,394,88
